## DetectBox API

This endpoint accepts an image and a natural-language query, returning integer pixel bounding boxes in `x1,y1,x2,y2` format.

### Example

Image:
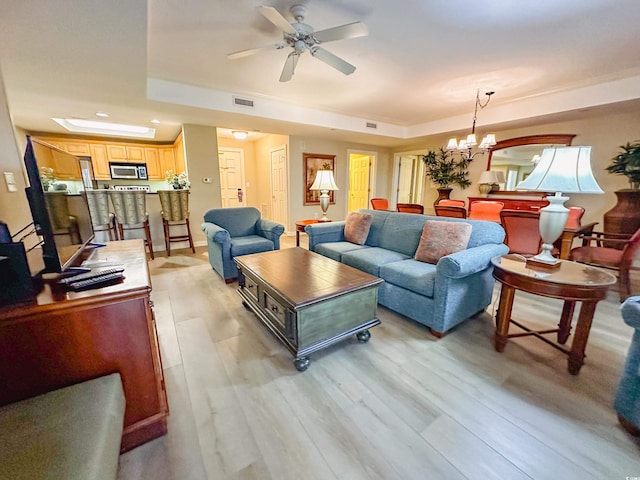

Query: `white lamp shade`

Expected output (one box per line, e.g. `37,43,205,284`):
516,146,603,194
466,134,477,146
310,170,339,191
446,138,458,150
478,170,498,184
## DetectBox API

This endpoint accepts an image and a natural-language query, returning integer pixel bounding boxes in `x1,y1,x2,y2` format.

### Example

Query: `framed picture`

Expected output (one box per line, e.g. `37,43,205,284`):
303,153,336,205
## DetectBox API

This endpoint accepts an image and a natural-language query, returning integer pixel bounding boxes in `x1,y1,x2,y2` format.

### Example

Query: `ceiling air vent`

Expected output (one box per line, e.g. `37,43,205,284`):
233,96,255,108
366,122,377,129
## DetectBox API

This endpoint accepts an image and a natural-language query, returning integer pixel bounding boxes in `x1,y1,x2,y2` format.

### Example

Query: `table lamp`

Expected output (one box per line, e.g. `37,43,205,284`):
310,170,339,222
516,146,603,268
478,171,498,196
491,171,506,192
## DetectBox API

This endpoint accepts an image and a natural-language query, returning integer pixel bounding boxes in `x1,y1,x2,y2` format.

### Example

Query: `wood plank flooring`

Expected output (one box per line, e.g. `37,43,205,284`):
117,234,640,480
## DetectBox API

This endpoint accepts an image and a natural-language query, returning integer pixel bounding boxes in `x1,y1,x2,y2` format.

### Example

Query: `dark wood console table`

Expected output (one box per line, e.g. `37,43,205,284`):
0,239,168,452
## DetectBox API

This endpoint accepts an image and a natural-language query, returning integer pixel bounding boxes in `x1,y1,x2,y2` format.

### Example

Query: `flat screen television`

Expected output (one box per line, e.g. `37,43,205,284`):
23,135,96,274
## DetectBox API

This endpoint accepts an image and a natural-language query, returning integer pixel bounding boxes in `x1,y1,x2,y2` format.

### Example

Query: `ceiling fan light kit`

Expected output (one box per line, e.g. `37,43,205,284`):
227,4,368,82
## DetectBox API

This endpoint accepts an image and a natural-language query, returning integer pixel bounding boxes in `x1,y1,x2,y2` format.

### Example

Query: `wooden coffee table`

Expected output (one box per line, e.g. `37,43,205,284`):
235,247,383,371
491,254,616,374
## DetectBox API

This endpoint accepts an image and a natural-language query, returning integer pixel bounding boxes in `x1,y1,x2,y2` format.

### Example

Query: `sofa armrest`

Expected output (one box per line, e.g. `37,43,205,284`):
305,221,346,251
437,244,509,278
622,296,640,330
257,219,285,248
201,222,230,244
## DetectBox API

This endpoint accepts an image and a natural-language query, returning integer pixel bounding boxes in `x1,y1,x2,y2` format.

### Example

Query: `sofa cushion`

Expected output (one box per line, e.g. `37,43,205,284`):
379,259,437,297
230,235,274,256
315,241,367,262
415,220,472,264
342,247,410,276
344,212,373,245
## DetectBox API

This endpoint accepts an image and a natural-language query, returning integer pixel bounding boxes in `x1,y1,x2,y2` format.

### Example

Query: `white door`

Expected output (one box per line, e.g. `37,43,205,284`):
348,154,370,211
270,145,288,227
218,148,246,207
397,156,415,203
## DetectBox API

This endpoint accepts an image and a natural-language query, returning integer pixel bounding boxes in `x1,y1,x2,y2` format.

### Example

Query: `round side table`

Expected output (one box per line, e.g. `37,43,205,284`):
491,254,616,375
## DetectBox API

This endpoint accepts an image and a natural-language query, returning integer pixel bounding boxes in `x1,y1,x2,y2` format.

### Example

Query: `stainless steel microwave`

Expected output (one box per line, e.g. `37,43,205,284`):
109,162,148,180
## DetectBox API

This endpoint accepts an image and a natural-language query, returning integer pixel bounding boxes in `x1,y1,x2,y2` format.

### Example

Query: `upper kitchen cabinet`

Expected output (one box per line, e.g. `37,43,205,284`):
144,148,162,180
106,145,144,163
159,147,175,177
89,144,110,180
173,132,186,173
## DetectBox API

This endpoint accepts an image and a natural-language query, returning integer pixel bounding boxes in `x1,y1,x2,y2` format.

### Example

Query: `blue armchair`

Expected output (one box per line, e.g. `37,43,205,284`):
615,295,640,435
201,207,285,283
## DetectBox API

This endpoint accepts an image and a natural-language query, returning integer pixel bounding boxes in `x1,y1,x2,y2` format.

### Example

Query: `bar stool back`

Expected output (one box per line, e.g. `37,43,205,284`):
157,189,195,256
83,190,118,241
109,191,154,259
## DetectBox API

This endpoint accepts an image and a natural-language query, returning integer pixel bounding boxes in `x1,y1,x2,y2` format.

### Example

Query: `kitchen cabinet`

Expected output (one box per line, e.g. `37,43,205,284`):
159,147,175,177
144,148,162,179
107,145,145,163
174,132,186,173
64,142,91,156
89,144,110,180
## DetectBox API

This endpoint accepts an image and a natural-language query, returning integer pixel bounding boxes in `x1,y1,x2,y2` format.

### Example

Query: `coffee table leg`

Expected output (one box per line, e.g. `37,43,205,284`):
296,230,301,247
568,301,598,375
494,284,515,352
356,329,371,343
294,356,310,372
557,301,576,344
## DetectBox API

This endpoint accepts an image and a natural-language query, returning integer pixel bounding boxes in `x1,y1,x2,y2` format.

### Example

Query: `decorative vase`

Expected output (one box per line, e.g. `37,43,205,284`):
434,187,452,206
604,189,640,237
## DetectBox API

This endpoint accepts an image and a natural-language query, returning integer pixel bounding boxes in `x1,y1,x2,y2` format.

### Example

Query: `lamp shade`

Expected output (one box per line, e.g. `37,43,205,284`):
516,146,603,194
478,170,498,184
493,171,506,184
310,170,339,191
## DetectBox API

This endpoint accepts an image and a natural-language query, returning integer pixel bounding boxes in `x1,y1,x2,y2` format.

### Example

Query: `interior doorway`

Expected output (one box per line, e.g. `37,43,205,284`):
270,145,288,229
218,147,246,207
347,151,376,212
392,153,425,206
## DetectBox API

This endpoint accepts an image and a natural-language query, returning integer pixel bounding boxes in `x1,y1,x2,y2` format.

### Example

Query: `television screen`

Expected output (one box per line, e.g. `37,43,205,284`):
23,136,95,274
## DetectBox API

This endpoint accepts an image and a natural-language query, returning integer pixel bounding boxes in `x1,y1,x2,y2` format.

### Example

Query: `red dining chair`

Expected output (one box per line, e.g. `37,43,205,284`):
499,210,542,256
565,206,585,229
438,199,466,208
435,205,467,219
570,227,640,301
371,198,389,210
397,203,425,214
468,201,504,222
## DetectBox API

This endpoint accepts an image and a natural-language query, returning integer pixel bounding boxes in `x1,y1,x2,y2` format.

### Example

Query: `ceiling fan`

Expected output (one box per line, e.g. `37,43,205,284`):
227,4,368,82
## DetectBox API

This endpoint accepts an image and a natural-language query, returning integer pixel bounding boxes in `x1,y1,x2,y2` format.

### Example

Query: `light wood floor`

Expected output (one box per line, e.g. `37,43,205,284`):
117,233,640,480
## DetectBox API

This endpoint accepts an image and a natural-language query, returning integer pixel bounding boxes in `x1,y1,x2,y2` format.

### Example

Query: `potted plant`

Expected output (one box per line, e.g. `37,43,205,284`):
604,141,640,235
165,170,191,190
422,147,472,204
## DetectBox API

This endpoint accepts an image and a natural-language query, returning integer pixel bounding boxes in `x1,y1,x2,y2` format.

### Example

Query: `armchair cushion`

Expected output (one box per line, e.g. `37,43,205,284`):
231,235,275,257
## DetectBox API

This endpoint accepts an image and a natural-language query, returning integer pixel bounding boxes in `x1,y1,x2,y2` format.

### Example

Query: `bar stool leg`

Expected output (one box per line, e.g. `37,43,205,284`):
143,220,154,260
163,218,171,256
186,218,196,253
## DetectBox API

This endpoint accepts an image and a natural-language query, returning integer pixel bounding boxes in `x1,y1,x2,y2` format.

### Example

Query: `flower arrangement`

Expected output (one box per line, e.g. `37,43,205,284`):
165,170,190,189
39,166,56,190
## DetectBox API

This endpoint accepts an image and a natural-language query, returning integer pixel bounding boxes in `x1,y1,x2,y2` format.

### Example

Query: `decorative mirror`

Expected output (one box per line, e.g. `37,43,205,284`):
487,134,576,191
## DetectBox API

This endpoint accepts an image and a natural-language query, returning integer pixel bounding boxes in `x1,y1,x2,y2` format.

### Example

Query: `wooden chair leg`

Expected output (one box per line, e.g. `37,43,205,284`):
117,223,124,241
144,220,154,260
620,267,631,302
163,219,171,256
186,218,196,253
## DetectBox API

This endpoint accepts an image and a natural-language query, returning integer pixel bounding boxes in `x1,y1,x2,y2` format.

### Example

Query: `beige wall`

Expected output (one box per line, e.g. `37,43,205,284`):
0,68,31,237
181,124,220,244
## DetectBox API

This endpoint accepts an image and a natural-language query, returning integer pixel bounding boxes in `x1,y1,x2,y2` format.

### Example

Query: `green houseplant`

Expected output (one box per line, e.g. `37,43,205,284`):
606,141,640,190
422,147,472,189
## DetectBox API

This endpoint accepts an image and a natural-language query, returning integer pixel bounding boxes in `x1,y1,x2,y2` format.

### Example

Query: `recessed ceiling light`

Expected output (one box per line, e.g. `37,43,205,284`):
232,131,248,140
51,118,156,139
95,112,109,118
150,119,161,124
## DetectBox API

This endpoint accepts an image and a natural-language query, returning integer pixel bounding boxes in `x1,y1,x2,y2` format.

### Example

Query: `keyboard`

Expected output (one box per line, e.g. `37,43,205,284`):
66,272,125,291
58,267,125,285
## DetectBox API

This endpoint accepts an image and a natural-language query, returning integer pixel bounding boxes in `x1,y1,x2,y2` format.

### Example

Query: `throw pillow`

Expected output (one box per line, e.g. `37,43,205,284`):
414,220,472,264
344,212,373,245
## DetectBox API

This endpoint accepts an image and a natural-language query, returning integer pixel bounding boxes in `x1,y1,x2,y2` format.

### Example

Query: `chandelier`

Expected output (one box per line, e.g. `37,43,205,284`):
446,89,497,160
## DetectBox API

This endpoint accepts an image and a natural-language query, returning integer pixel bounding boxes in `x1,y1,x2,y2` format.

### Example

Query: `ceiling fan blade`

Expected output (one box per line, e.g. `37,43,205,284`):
257,5,296,34
313,22,368,43
279,52,300,82
227,43,286,60
311,47,356,75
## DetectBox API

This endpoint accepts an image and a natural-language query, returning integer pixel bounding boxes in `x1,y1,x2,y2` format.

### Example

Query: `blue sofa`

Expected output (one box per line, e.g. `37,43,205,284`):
306,209,509,336
202,207,285,283
614,296,640,435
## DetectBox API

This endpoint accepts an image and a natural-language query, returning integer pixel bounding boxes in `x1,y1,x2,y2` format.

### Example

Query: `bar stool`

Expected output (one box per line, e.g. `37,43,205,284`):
83,190,118,241
109,190,154,259
44,191,81,244
157,189,195,256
